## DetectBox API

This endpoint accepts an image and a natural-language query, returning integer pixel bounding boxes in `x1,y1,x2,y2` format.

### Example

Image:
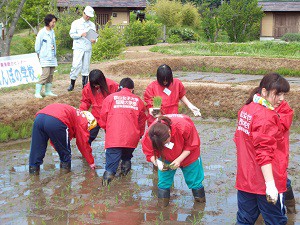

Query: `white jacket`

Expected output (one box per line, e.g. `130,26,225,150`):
35,27,57,67
69,17,96,51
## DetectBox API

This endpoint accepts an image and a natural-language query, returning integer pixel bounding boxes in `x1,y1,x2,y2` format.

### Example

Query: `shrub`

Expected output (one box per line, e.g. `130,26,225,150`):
281,33,300,42
153,0,182,27
167,34,183,43
124,20,162,46
168,27,197,41
92,25,125,61
20,33,36,53
181,2,200,28
55,7,81,54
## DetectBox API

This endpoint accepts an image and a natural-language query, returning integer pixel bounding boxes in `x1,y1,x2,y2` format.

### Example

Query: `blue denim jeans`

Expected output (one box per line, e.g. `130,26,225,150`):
29,114,71,167
105,147,134,174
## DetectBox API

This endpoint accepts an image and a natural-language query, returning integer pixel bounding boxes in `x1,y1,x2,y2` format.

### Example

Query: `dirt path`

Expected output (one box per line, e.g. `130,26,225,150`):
1,44,300,125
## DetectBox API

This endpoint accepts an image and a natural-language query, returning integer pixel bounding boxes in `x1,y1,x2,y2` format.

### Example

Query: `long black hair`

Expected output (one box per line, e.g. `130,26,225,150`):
246,73,290,105
156,64,173,87
89,69,110,96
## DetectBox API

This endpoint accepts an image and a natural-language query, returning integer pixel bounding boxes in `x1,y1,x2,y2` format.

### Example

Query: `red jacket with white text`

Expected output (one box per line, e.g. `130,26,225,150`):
80,78,118,122
143,78,186,125
37,103,95,166
142,114,200,167
234,102,287,195
99,88,147,149
275,100,294,167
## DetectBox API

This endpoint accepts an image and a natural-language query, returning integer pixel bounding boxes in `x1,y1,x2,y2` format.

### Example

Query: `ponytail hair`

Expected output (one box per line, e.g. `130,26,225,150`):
89,69,110,96
148,116,172,152
246,73,290,105
117,77,134,92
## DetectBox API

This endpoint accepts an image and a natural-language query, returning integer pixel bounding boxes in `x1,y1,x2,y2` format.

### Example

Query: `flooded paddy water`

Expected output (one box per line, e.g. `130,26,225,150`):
0,118,299,225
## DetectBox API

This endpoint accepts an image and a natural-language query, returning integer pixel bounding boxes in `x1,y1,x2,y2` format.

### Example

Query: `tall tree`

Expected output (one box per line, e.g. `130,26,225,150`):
0,0,27,56
219,0,263,42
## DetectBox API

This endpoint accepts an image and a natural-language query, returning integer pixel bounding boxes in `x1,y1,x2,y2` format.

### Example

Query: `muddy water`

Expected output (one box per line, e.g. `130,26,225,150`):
0,119,299,225
175,71,300,86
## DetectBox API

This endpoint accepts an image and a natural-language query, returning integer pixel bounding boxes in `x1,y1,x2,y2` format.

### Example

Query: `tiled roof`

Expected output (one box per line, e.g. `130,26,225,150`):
57,0,147,8
258,2,300,11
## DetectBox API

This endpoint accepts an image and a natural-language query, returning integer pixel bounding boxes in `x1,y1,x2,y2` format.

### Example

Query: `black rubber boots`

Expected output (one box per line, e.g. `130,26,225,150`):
121,160,131,176
29,166,40,175
192,187,206,203
60,161,71,172
102,171,115,186
158,188,170,207
82,76,88,88
67,79,76,91
285,186,296,213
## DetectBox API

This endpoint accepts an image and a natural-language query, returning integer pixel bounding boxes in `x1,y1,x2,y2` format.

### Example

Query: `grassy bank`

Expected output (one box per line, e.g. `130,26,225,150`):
150,41,300,59
0,119,34,142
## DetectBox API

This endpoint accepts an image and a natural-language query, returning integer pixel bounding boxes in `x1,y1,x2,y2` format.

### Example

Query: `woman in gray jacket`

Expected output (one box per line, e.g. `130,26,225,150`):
34,14,58,98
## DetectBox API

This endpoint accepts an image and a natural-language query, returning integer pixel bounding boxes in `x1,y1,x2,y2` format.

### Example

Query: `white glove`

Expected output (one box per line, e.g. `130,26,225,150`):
265,180,278,204
156,159,164,171
188,104,201,117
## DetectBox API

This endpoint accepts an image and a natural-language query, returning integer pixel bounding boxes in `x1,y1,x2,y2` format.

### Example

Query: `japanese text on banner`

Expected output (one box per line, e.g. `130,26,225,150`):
0,53,42,88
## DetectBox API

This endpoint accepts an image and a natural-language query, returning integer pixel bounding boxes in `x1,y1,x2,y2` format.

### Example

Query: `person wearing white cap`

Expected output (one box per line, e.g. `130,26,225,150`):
67,6,97,92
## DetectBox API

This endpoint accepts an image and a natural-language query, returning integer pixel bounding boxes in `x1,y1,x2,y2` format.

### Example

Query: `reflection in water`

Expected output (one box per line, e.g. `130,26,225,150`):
0,120,299,224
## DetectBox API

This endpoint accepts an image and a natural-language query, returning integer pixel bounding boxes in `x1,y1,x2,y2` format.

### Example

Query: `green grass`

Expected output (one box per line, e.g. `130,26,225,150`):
0,119,34,142
150,41,300,59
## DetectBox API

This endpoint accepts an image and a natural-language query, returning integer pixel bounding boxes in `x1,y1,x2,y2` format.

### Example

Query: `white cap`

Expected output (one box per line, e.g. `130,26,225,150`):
84,6,94,18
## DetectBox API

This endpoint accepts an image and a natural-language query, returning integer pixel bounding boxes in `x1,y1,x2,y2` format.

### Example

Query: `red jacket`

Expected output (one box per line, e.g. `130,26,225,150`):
142,114,200,167
99,88,147,149
275,100,294,166
234,102,287,195
37,103,94,166
143,78,186,125
80,78,118,122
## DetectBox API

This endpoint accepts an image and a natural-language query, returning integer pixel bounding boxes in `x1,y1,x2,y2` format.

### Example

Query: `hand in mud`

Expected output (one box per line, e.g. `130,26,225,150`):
170,159,181,169
265,180,278,204
89,163,96,170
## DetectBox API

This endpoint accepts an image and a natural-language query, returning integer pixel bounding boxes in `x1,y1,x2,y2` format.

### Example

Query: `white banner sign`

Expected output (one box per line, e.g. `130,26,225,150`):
0,53,42,88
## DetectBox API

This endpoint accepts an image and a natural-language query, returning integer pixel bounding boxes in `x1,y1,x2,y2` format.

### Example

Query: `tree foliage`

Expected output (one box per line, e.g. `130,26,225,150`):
152,0,200,29
153,0,182,27
92,25,125,61
18,0,53,33
54,7,81,53
0,0,27,56
218,0,264,42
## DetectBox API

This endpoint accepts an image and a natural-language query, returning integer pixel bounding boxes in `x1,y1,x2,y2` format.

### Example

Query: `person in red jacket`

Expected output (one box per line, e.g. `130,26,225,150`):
99,78,147,185
80,69,118,145
142,114,205,207
29,103,97,175
234,73,290,225
144,64,201,126
275,101,296,213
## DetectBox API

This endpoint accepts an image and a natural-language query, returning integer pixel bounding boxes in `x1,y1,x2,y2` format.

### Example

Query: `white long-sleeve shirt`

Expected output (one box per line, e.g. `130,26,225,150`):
69,17,96,51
